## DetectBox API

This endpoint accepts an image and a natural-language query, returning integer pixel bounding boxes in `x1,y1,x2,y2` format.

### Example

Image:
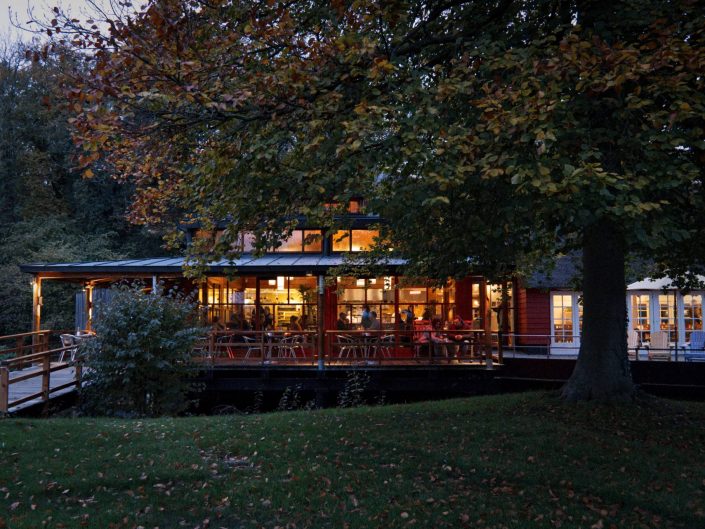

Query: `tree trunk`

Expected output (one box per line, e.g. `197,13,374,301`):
561,219,634,402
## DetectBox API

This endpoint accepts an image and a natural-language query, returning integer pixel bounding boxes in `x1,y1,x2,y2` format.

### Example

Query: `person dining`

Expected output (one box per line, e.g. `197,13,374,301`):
289,315,303,332
336,312,350,331
368,311,381,331
211,316,225,332
430,317,453,358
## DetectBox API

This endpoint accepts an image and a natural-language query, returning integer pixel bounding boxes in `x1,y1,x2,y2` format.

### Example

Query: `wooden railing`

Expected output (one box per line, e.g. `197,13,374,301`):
0,330,53,368
0,343,83,414
194,329,500,367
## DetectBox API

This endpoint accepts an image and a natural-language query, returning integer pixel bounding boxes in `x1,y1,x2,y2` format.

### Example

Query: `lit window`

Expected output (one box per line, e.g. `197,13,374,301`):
333,229,379,252
630,294,651,342
683,294,703,342
551,293,581,345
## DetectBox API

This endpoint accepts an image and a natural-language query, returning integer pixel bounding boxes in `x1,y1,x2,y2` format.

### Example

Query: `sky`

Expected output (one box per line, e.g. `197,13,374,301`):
1,0,110,44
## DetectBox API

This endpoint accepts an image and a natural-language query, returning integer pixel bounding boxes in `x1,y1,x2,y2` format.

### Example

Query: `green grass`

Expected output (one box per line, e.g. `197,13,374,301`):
1,392,705,528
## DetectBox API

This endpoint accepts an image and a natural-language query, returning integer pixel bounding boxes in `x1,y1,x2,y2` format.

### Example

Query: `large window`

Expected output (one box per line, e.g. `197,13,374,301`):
630,294,651,342
274,230,322,253
683,294,703,342
398,283,455,323
551,292,582,345
194,230,322,253
337,277,395,328
658,294,677,343
332,230,379,252
258,276,318,329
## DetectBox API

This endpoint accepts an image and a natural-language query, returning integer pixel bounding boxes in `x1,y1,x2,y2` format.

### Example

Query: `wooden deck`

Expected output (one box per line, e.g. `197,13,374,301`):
6,364,78,414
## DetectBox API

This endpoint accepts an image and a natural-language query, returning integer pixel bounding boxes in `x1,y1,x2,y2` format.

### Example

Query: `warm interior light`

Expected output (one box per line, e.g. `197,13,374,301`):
268,279,276,286
356,279,365,287
409,290,422,295
277,276,285,290
369,278,376,284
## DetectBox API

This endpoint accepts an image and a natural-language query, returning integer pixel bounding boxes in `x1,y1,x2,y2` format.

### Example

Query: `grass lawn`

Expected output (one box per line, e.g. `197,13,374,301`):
1,391,704,528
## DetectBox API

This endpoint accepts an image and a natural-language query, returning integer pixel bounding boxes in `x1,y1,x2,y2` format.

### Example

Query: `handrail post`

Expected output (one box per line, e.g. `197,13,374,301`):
42,354,50,402
0,365,9,414
75,356,83,389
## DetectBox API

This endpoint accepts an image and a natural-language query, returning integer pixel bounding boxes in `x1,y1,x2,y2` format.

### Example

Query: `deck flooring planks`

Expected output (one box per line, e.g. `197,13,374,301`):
7,363,78,414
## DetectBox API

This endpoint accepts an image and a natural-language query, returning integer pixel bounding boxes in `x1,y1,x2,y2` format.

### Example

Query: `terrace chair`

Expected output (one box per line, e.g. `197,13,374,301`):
412,320,432,358
627,329,641,360
278,335,304,358
216,334,236,359
58,334,78,363
241,335,262,359
647,331,672,361
336,334,360,359
378,335,395,358
684,330,705,362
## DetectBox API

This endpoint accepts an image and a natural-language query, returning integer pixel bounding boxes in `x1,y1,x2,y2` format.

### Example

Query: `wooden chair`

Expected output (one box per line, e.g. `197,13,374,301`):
627,329,641,360
684,330,705,362
647,331,672,361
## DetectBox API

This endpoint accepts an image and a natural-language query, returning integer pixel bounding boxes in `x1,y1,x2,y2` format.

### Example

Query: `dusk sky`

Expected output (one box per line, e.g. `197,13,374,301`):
1,0,112,43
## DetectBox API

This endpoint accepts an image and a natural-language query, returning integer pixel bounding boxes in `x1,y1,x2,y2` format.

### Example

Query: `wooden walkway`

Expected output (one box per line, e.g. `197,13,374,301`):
6,363,78,414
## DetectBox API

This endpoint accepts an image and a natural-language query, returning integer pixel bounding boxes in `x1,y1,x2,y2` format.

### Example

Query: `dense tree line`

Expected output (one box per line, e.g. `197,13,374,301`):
0,42,170,335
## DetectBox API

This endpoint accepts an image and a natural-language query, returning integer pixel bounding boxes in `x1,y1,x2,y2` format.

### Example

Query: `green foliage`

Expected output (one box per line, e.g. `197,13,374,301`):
58,0,704,280
337,370,373,408
0,42,174,335
0,216,120,334
80,284,202,417
276,384,315,411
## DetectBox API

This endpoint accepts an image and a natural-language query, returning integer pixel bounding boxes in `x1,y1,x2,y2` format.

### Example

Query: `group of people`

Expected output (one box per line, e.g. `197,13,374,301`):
212,308,310,333
336,305,382,331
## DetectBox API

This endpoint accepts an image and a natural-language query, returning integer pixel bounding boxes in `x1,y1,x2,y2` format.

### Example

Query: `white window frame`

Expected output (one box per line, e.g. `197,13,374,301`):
550,291,581,351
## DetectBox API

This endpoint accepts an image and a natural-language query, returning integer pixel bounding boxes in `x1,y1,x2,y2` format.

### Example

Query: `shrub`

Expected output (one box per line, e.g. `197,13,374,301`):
337,370,372,408
80,284,202,417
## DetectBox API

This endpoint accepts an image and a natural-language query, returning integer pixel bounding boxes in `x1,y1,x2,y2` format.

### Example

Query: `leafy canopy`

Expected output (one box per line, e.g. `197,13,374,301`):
56,0,705,280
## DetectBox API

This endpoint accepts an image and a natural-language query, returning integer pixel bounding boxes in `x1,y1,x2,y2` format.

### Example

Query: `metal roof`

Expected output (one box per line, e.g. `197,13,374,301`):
20,254,406,276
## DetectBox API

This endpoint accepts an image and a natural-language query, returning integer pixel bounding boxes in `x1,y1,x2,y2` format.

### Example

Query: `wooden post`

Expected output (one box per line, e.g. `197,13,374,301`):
42,354,50,402
0,366,9,414
31,277,42,360
317,275,325,370
31,276,42,333
75,357,83,389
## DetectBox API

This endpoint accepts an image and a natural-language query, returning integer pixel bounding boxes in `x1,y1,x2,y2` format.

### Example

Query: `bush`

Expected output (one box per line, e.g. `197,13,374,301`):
337,370,372,408
80,284,202,417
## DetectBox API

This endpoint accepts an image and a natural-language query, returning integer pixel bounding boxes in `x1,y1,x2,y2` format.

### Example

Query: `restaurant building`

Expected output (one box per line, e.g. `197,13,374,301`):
20,207,703,361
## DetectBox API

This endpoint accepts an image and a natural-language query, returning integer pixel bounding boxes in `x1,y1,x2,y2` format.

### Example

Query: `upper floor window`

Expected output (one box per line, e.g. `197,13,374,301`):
194,229,322,253
332,229,379,252
274,230,322,253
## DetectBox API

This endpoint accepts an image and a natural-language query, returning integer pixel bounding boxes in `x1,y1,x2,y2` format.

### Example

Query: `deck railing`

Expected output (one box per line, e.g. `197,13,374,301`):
194,329,501,367
0,343,84,414
0,330,52,369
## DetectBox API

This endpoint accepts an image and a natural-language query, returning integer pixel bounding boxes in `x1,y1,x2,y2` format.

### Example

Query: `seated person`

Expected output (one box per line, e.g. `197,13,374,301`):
211,316,225,332
336,312,350,331
226,312,242,330
431,317,453,357
289,315,303,332
368,311,381,331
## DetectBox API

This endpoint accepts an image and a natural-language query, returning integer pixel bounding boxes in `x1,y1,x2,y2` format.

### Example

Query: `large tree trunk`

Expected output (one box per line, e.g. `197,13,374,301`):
561,220,635,401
